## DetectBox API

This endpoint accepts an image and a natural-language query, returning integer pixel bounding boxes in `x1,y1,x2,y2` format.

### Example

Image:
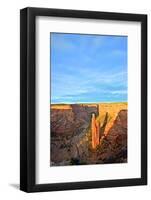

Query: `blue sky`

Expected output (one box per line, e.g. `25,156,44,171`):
50,33,127,104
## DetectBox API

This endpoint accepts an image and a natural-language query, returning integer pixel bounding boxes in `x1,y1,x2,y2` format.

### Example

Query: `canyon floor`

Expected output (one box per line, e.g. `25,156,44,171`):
50,102,127,166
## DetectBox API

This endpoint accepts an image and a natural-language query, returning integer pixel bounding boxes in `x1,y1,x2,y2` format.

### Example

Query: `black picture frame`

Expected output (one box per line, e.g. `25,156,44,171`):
20,7,147,192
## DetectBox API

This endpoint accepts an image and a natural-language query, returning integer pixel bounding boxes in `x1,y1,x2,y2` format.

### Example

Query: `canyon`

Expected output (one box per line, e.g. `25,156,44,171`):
50,103,127,166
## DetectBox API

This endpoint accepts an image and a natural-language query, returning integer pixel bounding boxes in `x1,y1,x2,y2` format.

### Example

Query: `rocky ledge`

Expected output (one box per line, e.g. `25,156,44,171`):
50,103,127,166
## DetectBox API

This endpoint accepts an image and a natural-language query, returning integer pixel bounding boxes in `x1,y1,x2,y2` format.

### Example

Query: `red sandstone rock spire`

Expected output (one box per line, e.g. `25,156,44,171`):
96,120,100,146
91,113,100,149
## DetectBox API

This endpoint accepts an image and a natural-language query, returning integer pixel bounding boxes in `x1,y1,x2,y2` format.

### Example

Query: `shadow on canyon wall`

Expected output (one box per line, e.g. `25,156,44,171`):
100,112,108,136
50,103,127,166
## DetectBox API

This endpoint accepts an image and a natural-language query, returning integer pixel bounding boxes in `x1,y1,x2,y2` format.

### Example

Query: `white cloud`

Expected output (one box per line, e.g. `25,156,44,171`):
110,90,127,95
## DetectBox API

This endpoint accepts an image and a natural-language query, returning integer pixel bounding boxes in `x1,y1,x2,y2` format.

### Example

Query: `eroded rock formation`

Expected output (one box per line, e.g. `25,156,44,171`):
91,113,100,149
50,103,127,166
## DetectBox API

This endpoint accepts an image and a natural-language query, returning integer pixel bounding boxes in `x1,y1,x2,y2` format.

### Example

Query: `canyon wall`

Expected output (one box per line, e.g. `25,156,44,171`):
50,103,127,166
51,104,98,165
51,104,98,136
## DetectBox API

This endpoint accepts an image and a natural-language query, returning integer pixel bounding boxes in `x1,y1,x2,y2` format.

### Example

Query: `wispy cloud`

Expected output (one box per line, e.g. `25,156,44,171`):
51,33,127,103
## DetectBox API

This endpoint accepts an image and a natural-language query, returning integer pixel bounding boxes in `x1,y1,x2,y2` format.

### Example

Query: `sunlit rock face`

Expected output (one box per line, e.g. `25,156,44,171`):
97,110,127,163
98,103,128,136
50,103,127,166
51,104,98,165
91,113,100,149
51,104,98,136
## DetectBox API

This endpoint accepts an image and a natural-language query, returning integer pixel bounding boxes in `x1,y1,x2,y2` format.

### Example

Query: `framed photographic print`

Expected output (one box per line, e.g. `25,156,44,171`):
20,7,147,192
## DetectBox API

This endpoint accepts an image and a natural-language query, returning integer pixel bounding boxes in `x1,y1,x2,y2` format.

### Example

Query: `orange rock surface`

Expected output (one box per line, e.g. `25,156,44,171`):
98,103,127,136
50,102,128,166
91,113,100,149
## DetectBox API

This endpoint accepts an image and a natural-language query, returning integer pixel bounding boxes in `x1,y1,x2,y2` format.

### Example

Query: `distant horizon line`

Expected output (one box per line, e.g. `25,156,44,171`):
51,101,128,105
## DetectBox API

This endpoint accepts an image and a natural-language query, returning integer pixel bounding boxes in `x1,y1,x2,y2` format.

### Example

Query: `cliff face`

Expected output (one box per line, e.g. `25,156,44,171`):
50,103,127,166
51,104,98,165
96,109,127,163
51,104,98,136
